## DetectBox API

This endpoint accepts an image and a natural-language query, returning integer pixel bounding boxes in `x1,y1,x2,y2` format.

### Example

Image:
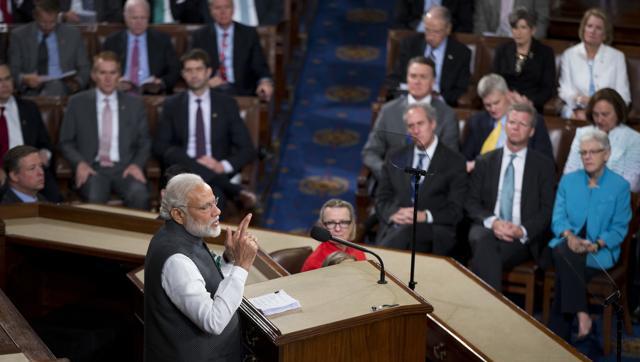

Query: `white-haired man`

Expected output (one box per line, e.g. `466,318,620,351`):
144,173,258,361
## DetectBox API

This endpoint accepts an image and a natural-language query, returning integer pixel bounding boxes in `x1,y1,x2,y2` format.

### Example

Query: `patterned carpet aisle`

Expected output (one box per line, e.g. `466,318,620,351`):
263,0,393,233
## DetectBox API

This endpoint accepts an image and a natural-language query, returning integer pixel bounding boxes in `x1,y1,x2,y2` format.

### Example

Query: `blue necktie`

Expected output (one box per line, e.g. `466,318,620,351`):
411,153,427,203
499,154,516,221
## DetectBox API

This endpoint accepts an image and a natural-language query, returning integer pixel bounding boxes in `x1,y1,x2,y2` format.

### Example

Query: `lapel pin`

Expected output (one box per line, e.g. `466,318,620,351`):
212,113,217,118
447,54,453,60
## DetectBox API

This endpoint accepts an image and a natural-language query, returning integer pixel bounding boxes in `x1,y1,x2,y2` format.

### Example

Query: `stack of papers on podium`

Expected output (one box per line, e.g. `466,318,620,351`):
248,289,301,316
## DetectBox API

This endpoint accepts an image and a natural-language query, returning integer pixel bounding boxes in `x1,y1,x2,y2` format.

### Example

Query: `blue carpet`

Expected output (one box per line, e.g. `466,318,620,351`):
263,0,393,234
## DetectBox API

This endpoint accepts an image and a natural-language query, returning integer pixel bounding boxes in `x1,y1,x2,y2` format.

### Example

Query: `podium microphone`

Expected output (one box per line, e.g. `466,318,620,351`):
310,226,387,284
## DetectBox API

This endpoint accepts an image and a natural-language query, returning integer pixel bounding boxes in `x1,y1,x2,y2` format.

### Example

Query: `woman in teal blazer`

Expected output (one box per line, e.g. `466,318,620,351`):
548,128,631,342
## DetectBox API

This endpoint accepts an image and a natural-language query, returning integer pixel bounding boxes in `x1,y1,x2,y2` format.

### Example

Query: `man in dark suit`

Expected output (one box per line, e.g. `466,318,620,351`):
393,0,473,33
465,102,555,292
363,56,459,182
375,103,467,255
153,49,257,212
8,0,90,96
1,145,47,204
103,0,179,94
0,63,61,202
462,73,552,172
150,0,212,24
58,0,124,23
191,0,273,101
59,51,151,209
386,6,471,106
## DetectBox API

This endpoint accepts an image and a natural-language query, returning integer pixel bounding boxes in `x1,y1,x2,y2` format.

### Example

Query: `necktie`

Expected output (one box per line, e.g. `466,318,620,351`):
99,98,113,167
37,34,49,76
0,106,8,165
82,0,95,10
0,0,12,24
480,119,503,155
153,0,165,23
218,32,229,81
195,99,206,158
411,153,427,203
130,37,140,85
499,154,516,222
588,60,596,96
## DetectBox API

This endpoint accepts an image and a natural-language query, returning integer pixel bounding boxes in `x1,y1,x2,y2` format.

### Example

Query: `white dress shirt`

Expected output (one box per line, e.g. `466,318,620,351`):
187,89,233,173
232,0,258,26
0,96,25,149
95,90,120,163
483,147,529,243
407,94,432,105
564,124,640,192
558,43,630,118
161,252,248,335
424,37,447,93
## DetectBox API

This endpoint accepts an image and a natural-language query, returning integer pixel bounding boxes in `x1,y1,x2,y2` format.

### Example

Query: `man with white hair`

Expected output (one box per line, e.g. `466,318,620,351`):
144,173,258,361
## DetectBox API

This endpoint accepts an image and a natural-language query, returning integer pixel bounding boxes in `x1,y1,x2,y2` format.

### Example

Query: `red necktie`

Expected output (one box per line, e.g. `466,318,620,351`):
0,106,9,166
0,0,12,24
218,32,228,81
130,37,140,85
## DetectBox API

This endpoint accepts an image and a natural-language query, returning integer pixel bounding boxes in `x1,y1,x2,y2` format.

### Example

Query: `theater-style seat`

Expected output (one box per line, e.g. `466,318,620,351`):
269,246,313,274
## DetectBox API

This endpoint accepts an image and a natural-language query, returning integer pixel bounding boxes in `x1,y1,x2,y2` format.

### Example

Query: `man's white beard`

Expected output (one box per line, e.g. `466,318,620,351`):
185,216,221,238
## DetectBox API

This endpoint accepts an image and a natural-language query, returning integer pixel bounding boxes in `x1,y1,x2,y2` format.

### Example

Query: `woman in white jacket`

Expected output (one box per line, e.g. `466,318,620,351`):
558,8,630,120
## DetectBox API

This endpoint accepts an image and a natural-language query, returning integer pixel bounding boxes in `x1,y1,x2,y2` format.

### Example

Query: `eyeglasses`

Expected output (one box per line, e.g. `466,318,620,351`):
323,220,352,229
578,149,605,157
176,197,219,212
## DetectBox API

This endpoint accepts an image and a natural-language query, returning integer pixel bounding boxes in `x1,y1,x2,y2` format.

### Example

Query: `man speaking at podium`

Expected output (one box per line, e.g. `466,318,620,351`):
144,173,258,361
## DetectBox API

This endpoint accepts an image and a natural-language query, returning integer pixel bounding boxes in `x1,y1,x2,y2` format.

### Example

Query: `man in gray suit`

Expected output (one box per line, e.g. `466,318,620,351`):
362,56,459,181
59,51,151,209
474,0,549,38
8,0,90,96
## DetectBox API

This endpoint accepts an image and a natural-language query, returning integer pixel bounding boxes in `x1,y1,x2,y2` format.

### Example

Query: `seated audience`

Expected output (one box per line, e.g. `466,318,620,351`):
465,102,555,291
564,88,640,192
103,0,180,94
363,56,458,181
150,0,212,23
59,0,124,23
2,145,47,204
462,73,553,172
8,0,90,96
322,251,357,268
474,0,548,38
558,8,630,120
232,0,283,26
59,51,151,209
0,63,61,202
392,0,473,33
548,129,631,342
301,199,366,272
191,0,273,101
386,6,471,106
493,7,556,113
375,103,467,255
153,49,257,212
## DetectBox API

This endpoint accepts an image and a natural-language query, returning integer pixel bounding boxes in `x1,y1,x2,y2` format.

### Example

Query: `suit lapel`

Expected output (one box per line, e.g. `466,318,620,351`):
87,91,99,153
28,23,39,71
120,31,129,72
210,26,220,69
488,149,503,208
116,92,128,159
146,30,158,75
520,151,533,221
179,92,190,147
209,92,219,154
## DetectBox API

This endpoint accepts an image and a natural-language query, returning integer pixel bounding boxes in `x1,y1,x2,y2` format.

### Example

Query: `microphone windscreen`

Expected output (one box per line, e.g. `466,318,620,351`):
310,226,331,242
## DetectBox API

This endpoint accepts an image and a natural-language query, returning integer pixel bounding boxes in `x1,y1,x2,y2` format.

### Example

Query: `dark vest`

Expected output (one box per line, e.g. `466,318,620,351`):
144,220,243,362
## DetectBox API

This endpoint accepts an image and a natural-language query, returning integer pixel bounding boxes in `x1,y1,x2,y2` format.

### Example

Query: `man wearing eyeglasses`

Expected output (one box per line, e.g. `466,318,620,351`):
464,102,555,292
301,199,366,272
145,173,258,361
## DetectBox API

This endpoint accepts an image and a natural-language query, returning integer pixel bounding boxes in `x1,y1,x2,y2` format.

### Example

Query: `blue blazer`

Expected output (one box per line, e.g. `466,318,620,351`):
549,168,631,269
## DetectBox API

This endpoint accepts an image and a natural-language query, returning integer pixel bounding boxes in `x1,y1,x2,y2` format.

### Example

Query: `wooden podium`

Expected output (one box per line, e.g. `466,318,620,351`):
240,261,433,361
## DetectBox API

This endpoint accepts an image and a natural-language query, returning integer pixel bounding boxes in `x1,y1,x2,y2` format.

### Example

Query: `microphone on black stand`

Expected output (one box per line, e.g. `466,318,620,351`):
310,226,387,284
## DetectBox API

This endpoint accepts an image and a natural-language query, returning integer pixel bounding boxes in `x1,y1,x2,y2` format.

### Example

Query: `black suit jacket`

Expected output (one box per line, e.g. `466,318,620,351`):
14,97,54,153
493,39,556,112
191,22,272,96
103,29,180,92
387,34,471,106
376,142,468,239
464,148,555,260
461,111,554,162
393,0,474,33
153,91,256,171
0,188,47,204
